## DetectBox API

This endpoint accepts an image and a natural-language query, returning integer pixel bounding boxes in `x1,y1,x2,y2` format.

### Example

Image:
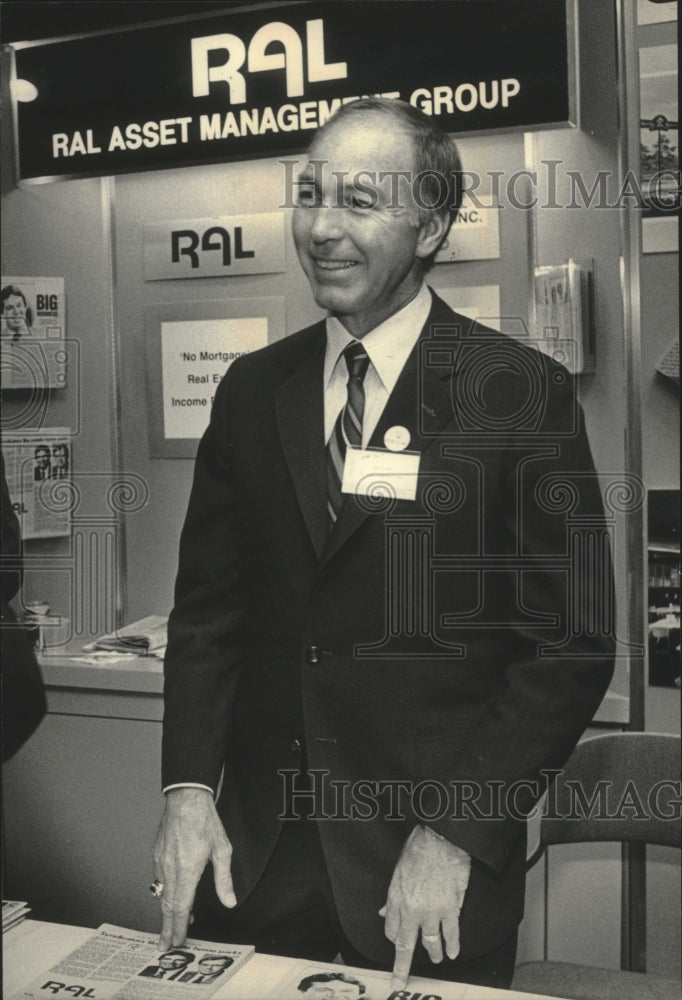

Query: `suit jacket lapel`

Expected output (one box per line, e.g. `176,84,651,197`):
275,325,328,561
323,292,465,564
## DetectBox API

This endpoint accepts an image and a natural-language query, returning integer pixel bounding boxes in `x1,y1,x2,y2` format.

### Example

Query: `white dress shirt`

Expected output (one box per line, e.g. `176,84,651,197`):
323,283,432,446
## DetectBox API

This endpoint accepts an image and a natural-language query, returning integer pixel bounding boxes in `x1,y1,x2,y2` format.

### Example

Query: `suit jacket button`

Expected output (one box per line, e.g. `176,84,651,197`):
289,738,303,753
306,645,321,664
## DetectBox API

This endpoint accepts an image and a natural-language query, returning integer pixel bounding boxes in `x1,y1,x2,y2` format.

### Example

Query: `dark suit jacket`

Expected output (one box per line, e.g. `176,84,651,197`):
179,971,222,984
139,966,186,979
163,290,614,962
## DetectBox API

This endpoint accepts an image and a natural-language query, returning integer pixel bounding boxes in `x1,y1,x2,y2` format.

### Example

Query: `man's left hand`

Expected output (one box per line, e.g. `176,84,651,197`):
379,825,471,991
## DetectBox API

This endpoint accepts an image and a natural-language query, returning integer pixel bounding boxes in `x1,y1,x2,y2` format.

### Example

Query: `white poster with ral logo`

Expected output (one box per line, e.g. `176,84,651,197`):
144,213,286,280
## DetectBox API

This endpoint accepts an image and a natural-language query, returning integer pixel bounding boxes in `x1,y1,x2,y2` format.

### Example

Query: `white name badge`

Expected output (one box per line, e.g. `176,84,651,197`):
342,447,421,502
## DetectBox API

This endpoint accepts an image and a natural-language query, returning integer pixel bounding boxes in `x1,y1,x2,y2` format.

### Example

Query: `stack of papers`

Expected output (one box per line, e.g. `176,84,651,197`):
3,900,31,933
83,615,168,658
10,924,253,999
656,337,680,385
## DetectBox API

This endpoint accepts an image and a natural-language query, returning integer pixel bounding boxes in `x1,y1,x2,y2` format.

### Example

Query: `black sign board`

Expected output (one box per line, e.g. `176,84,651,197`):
13,0,572,182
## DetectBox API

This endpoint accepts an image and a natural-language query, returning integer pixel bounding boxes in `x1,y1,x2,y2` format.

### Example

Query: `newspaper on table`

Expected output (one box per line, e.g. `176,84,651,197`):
264,960,560,1000
2,899,31,932
268,959,472,1000
1,428,71,539
83,615,168,657
10,923,254,1000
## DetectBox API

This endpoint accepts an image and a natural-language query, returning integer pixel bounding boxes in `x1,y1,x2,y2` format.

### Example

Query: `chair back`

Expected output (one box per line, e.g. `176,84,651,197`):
540,732,681,850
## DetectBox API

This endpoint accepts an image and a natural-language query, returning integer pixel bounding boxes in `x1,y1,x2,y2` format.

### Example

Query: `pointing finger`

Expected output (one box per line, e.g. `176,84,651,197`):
159,900,174,951
390,921,418,992
442,911,462,961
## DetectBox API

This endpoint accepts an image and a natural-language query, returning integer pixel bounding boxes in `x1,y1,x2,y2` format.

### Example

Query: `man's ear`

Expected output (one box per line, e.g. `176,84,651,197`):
416,212,451,260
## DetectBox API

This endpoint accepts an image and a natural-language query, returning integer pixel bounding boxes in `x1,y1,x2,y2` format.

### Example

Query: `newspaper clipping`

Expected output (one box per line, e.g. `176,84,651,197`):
1,428,72,539
1,276,64,341
269,960,476,1000
1,276,67,389
10,924,254,1000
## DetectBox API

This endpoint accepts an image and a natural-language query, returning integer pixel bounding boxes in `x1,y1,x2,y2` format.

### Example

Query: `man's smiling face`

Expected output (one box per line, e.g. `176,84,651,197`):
292,112,443,339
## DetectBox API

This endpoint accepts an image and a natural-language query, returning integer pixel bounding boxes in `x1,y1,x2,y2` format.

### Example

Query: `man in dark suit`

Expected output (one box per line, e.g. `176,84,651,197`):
153,98,614,990
179,954,234,984
50,444,69,479
33,445,51,481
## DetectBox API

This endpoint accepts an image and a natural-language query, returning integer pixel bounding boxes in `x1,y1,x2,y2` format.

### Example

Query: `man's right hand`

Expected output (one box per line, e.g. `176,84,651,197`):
152,787,237,949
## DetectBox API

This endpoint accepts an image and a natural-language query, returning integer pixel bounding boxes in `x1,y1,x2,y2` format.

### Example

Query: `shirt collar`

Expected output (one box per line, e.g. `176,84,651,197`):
324,284,432,393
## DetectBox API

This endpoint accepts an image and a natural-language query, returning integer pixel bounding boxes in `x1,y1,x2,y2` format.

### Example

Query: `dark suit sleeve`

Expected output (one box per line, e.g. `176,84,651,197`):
162,367,248,792
423,370,615,873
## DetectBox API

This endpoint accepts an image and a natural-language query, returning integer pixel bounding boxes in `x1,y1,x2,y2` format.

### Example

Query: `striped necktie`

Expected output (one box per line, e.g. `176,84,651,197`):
326,341,370,526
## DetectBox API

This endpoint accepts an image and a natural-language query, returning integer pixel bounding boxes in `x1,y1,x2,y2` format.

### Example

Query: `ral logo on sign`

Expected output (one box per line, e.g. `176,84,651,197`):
191,18,347,104
144,212,286,280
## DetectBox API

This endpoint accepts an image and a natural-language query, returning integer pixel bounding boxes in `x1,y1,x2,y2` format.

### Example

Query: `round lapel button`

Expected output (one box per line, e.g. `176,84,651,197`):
384,425,411,451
